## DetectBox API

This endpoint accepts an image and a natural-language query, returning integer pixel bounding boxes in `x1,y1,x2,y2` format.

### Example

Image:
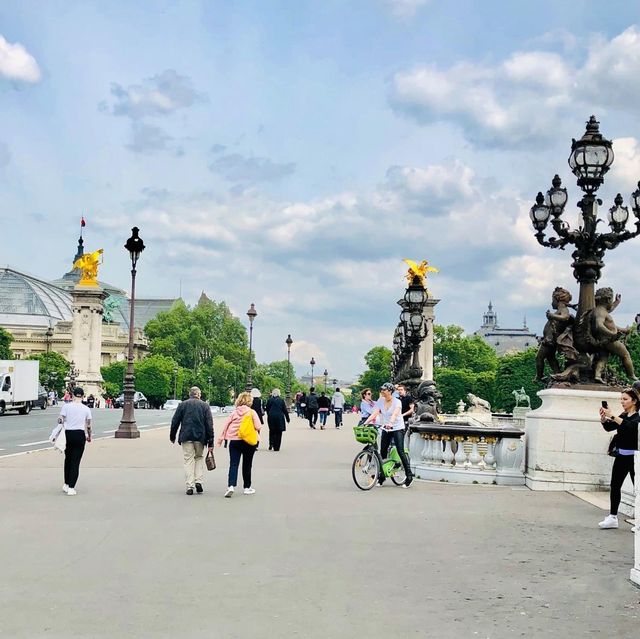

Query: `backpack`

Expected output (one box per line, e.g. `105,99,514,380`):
308,394,319,410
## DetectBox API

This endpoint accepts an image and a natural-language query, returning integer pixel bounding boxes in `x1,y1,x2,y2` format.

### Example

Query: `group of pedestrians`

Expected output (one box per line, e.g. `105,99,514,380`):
297,387,345,430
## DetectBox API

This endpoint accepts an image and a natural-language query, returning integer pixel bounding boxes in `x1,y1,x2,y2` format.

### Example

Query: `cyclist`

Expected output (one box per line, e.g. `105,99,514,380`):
363,382,413,487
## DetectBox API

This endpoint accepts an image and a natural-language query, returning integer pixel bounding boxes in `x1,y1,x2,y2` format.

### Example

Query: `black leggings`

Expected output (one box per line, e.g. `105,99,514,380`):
64,430,86,488
610,455,635,515
228,440,256,488
380,429,412,478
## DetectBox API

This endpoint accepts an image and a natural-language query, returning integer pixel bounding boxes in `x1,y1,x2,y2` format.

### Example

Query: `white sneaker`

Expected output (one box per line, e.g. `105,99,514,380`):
67,488,77,496
62,484,69,494
224,486,234,498
598,514,618,529
243,487,256,495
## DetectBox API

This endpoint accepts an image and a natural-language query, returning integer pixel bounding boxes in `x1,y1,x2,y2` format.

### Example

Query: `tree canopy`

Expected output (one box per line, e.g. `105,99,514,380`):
26,351,69,395
353,346,393,397
0,328,12,360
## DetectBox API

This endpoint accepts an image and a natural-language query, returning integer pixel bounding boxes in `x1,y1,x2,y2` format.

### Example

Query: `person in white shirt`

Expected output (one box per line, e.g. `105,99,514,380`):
331,387,345,429
58,386,92,496
363,382,413,487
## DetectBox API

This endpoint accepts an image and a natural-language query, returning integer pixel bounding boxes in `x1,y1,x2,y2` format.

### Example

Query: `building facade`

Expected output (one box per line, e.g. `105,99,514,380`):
473,302,538,356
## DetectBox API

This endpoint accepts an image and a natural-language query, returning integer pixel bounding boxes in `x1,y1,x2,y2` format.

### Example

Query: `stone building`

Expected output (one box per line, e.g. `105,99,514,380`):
0,237,177,364
473,302,538,356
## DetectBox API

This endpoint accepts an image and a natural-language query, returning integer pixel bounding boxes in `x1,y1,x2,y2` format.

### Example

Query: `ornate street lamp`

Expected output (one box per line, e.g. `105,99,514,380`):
529,116,640,317
310,357,315,387
323,368,328,392
115,227,145,439
67,360,79,392
285,334,293,405
45,323,54,354
245,303,257,391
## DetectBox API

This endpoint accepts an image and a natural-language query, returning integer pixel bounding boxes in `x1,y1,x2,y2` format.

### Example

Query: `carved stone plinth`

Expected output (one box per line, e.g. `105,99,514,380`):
69,285,107,398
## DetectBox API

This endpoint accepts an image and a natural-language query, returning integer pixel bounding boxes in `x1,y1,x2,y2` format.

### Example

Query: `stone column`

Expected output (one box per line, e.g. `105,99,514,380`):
419,298,439,381
69,284,107,398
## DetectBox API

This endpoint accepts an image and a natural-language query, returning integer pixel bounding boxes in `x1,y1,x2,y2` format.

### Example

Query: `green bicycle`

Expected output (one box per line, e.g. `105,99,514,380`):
351,425,409,490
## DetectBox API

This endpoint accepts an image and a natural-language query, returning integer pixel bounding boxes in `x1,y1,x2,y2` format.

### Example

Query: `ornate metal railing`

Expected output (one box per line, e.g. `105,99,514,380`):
408,421,525,485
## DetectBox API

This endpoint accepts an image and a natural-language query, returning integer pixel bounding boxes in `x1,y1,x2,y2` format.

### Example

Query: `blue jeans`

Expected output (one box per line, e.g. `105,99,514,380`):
319,411,328,425
228,440,256,488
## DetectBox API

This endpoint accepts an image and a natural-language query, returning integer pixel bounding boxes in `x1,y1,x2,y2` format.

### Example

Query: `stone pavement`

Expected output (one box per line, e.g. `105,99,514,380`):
0,413,638,639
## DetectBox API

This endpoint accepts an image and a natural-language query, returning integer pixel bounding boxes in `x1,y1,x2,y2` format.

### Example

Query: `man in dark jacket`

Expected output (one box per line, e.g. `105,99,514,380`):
170,386,214,495
307,387,319,429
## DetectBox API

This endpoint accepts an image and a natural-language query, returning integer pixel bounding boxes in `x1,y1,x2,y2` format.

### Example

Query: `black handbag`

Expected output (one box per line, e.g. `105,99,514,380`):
607,434,619,457
205,448,216,471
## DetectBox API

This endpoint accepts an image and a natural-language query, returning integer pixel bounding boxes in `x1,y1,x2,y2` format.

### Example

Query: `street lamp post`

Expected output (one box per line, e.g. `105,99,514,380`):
528,116,640,383
115,227,145,439
67,361,79,392
45,324,54,354
285,334,293,405
173,365,178,400
207,376,212,405
323,369,328,393
310,357,315,388
246,303,257,391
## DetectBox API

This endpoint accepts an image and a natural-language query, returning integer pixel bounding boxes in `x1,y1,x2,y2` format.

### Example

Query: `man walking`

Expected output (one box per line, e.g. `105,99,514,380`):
170,386,214,495
397,383,414,427
307,387,319,429
331,387,345,429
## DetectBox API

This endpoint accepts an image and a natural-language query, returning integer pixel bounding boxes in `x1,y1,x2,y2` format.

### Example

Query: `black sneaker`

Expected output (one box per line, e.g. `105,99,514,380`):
403,475,414,488
186,488,194,495
195,483,203,494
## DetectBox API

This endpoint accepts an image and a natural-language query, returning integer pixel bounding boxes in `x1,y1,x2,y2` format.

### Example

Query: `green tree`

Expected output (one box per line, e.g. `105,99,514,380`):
434,368,477,413
494,348,544,411
608,330,640,384
26,352,69,394
100,361,127,397
0,327,12,359
434,325,498,373
354,346,393,396
134,354,177,408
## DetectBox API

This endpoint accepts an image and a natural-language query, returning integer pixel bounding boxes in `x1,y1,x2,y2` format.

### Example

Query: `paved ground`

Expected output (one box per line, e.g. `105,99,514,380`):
0,412,638,638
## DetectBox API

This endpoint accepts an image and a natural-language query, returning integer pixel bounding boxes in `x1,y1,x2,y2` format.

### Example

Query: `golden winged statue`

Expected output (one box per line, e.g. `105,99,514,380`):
403,258,439,287
73,249,104,287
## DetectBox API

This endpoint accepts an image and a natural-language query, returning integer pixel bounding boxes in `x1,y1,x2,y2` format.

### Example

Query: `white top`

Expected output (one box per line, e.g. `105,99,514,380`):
59,401,92,431
375,397,404,431
331,392,345,409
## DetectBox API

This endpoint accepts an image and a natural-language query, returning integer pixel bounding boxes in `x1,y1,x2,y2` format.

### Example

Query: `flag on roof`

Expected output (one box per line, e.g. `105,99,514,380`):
81,216,86,227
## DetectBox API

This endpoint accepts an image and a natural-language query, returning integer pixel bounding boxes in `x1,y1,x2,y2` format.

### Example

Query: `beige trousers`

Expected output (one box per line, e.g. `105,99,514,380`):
182,441,204,488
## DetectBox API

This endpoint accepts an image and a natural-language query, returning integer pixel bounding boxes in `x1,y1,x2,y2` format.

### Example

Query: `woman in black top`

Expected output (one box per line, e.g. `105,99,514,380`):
598,387,639,529
265,389,290,451
317,392,331,429
250,388,264,425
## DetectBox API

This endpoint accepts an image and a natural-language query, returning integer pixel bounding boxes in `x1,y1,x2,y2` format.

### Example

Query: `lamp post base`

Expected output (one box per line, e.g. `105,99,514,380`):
114,422,140,439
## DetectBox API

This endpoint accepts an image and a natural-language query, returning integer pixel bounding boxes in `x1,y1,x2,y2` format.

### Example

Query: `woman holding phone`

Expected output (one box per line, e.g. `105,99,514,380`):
599,388,639,529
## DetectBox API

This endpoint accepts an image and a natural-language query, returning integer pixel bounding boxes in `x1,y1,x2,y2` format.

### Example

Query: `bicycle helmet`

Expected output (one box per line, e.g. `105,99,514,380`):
379,382,395,392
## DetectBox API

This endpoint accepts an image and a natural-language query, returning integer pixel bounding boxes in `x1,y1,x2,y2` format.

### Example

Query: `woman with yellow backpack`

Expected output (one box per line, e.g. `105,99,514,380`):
217,391,262,498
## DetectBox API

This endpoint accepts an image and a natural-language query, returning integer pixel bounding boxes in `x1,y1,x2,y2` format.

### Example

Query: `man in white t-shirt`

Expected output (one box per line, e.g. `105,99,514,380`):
331,388,345,429
58,386,92,496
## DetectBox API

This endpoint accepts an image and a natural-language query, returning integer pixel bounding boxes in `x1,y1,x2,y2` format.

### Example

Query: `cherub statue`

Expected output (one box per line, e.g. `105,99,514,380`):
535,287,577,381
73,249,104,287
456,399,466,414
403,258,439,288
590,287,635,383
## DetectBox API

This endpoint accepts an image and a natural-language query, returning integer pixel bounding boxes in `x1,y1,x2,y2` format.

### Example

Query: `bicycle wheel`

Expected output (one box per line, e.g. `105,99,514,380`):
390,464,407,486
352,449,380,491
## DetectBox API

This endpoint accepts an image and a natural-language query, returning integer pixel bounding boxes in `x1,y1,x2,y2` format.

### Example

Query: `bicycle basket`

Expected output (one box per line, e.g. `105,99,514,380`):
353,426,377,445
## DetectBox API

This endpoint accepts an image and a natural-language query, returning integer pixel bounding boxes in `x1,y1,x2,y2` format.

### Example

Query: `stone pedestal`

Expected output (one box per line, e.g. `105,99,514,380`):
632,453,640,587
419,298,439,381
525,388,621,491
69,285,106,398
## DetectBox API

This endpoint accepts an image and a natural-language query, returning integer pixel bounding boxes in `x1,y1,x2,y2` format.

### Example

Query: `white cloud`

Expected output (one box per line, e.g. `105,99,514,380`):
385,0,430,19
389,25,640,148
611,137,640,192
0,35,41,83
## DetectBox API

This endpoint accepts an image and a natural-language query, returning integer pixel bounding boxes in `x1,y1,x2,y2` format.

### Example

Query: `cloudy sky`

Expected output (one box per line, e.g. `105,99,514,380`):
2,0,640,380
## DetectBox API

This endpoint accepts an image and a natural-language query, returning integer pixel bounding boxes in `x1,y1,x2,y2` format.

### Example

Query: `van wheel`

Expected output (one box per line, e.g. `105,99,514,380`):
0,402,5,415
19,402,31,415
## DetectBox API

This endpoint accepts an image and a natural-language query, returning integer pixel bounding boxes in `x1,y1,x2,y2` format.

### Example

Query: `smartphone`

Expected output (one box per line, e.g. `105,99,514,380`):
601,401,608,409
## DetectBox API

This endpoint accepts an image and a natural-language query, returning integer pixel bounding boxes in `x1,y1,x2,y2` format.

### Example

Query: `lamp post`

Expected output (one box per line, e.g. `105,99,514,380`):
246,303,257,391
67,361,79,392
323,369,328,393
332,377,337,390
285,334,293,405
207,376,212,405
115,227,145,439
45,324,54,354
173,365,178,400
310,357,315,388
529,116,640,318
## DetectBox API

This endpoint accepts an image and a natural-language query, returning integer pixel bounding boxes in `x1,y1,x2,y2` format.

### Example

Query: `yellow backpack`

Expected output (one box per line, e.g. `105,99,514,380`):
238,411,258,446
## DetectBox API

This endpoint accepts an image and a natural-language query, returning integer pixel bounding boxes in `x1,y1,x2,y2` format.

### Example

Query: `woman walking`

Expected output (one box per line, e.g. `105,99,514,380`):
250,388,264,425
265,388,290,451
599,387,639,529
317,392,331,429
57,386,92,496
217,392,261,498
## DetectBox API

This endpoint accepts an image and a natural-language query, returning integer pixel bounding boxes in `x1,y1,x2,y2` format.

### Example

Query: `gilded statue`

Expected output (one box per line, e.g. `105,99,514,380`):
403,259,439,288
73,249,104,287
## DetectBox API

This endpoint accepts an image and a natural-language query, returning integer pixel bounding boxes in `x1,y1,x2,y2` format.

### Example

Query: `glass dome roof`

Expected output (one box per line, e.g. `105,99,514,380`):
0,268,72,324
